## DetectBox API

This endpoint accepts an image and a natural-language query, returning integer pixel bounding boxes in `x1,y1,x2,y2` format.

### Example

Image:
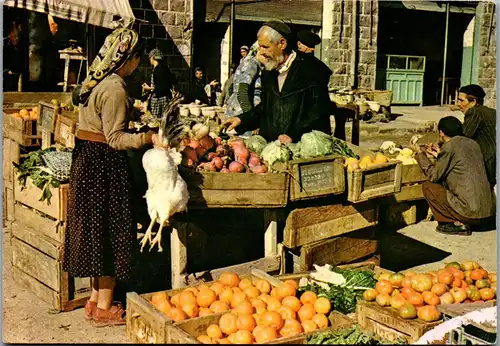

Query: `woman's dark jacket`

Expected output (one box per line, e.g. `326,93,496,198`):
152,64,177,99
237,55,332,142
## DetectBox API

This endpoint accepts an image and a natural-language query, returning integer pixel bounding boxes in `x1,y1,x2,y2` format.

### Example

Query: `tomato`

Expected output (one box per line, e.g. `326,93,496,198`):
475,279,490,289
407,292,424,306
401,277,413,289
451,278,463,288
446,262,462,270
438,272,454,285
399,303,417,319
417,305,441,322
363,289,378,302
411,274,433,293
431,283,449,296
391,289,401,297
376,280,393,295
401,287,416,300
479,288,496,301
450,288,467,304
452,270,465,280
461,262,475,271
465,286,481,302
389,273,405,288
390,295,406,310
471,269,487,281
488,273,497,283
376,294,391,307
440,292,455,305
422,291,440,306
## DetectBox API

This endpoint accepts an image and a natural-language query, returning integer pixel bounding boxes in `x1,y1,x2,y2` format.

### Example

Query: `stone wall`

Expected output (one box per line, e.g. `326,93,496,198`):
129,0,194,95
321,0,379,89
475,2,496,108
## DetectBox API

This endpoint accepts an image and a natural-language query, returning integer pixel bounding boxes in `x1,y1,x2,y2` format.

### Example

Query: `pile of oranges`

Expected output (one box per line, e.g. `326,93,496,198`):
12,107,38,121
149,272,332,344
362,262,496,322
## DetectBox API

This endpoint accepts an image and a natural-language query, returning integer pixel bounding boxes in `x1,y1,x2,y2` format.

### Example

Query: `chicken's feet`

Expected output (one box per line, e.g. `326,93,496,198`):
150,220,167,252
140,211,158,252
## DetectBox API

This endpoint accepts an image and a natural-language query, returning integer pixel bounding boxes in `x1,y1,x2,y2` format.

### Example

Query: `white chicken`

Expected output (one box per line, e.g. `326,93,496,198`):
139,91,190,252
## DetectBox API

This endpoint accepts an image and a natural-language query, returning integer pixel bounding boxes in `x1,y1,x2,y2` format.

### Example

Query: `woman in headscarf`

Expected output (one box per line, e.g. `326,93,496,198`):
62,28,165,327
142,48,177,118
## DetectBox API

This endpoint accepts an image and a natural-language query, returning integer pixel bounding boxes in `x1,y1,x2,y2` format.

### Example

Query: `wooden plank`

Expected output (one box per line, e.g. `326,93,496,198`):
11,237,61,291
284,203,378,248
2,92,71,106
438,301,497,334
14,177,68,221
187,189,287,208
11,222,61,259
3,138,20,185
402,164,427,184
296,228,378,272
181,255,281,286
361,318,411,343
54,112,77,148
5,187,15,222
126,292,171,344
171,225,188,289
11,265,60,309
264,210,278,257
14,203,64,243
394,184,424,202
182,171,287,190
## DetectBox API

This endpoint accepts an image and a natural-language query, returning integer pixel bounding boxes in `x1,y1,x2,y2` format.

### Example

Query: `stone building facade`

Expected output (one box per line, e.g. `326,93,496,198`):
475,1,496,108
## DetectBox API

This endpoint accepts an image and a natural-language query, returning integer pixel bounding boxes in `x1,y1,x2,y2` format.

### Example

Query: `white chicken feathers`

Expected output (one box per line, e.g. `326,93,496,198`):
140,91,190,252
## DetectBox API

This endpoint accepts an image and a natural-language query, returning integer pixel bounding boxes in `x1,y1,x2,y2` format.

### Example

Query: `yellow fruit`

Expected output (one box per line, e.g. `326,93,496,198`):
374,153,388,164
344,157,359,167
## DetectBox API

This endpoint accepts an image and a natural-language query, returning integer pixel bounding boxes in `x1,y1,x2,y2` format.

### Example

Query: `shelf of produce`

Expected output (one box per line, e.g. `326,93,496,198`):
287,155,345,202
181,171,289,208
357,301,442,343
10,203,91,311
127,264,376,344
3,108,40,146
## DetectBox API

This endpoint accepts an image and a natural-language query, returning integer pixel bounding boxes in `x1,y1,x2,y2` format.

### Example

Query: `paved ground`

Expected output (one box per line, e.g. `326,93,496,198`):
2,106,496,343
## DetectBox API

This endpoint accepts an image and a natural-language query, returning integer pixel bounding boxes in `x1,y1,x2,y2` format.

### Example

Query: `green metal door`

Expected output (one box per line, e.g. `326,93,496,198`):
376,55,426,105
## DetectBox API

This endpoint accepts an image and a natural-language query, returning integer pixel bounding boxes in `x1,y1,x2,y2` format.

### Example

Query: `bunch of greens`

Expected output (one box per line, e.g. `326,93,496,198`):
299,267,377,314
306,324,407,345
331,139,359,159
299,130,334,159
13,148,63,205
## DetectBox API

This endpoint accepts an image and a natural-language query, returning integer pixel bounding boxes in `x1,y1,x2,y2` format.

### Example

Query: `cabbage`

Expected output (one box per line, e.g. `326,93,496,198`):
261,140,291,167
244,135,267,155
286,143,301,160
298,130,333,159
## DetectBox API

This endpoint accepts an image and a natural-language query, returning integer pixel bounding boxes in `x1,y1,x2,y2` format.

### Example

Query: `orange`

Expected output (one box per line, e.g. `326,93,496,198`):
312,314,329,328
219,272,241,288
253,326,278,343
218,339,231,345
277,305,296,320
302,320,318,332
210,300,230,314
152,297,171,314
270,287,280,299
277,283,297,299
210,282,225,296
300,291,317,305
199,308,214,317
181,303,199,318
219,312,238,335
234,301,254,315
197,335,214,344
232,330,254,344
250,298,267,309
197,288,217,308
184,287,199,296
169,307,187,322
236,313,257,332
259,294,271,304
239,278,254,290
231,292,248,308
261,311,284,330
151,291,169,307
282,296,302,312
179,291,197,307
255,280,271,294
297,303,315,322
255,307,267,315
284,279,299,291
206,324,223,339
219,287,234,305
232,287,243,294
266,297,281,312
244,287,261,299
279,319,303,337
170,293,181,307
314,297,331,314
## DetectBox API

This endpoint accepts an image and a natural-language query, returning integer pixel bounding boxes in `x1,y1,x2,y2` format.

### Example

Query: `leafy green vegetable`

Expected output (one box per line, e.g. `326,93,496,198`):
306,324,407,345
299,130,334,159
261,140,291,167
13,148,64,205
331,138,359,159
299,267,377,314
244,135,267,155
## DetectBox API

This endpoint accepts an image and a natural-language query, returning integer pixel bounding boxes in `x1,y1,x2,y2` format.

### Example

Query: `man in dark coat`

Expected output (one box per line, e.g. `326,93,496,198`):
223,22,332,143
458,84,496,189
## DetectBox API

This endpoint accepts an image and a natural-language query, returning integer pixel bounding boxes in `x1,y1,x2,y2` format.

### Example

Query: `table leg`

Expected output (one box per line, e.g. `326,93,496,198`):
352,106,360,146
264,210,278,257
63,57,70,92
170,224,188,289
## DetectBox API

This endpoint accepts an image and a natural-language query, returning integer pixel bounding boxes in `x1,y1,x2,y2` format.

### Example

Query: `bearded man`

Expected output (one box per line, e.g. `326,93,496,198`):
223,21,332,143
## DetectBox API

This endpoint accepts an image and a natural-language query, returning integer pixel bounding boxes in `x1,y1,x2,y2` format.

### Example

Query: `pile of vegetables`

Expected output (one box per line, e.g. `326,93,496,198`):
379,141,418,165
293,131,359,160
362,261,496,323
10,106,39,121
344,153,390,172
306,324,404,345
13,148,68,204
298,264,377,314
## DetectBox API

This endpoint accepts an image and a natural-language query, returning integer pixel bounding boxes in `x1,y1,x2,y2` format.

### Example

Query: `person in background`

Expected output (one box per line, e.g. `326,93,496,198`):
142,48,178,118
297,30,321,54
190,67,216,105
240,45,249,61
3,19,25,91
414,116,494,236
217,63,237,107
62,28,166,327
457,84,496,189
223,21,332,142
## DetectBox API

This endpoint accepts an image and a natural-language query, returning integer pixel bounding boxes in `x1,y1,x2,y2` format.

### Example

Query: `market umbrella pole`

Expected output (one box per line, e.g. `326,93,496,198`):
440,2,450,107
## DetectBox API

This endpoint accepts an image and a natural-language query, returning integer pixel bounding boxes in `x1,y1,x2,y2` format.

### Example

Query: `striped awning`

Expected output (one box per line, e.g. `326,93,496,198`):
3,0,135,29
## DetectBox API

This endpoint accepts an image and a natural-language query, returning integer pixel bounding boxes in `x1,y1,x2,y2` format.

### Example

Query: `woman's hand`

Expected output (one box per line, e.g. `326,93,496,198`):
142,83,152,91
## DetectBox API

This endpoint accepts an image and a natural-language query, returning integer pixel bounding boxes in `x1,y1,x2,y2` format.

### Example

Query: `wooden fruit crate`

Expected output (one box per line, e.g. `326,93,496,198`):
3,137,21,189
357,301,442,343
3,108,40,146
54,111,78,149
168,311,353,344
10,205,91,312
283,202,378,248
3,187,15,226
288,155,345,202
402,164,427,185
2,92,71,108
347,161,403,203
284,227,378,273
14,176,69,222
181,171,289,208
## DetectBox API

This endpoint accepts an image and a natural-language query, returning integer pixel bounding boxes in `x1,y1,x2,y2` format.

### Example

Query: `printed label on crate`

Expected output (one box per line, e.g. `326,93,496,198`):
299,162,336,192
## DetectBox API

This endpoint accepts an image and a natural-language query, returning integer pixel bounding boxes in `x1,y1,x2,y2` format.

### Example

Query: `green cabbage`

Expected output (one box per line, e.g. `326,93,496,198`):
298,130,333,159
261,140,291,167
244,135,267,155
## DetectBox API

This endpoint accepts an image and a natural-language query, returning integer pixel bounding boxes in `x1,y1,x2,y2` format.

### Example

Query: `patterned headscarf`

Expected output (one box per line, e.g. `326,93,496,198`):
79,28,141,106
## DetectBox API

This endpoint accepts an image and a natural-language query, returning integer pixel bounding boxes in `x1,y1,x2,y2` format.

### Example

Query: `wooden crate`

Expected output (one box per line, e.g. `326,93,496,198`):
3,187,15,226
284,227,378,273
14,176,68,221
181,171,289,208
3,108,40,146
347,161,403,203
127,269,360,344
283,202,378,248
402,164,427,185
54,111,78,148
3,137,21,188
2,92,71,108
357,301,442,343
288,155,345,201
393,184,424,202
10,220,91,312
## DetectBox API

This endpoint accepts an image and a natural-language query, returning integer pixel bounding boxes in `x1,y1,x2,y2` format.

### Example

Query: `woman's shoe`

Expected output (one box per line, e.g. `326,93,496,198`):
436,223,472,236
84,300,97,321
92,303,126,327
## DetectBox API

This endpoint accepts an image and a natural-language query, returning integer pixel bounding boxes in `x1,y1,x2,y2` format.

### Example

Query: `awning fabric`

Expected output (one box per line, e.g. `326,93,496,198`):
3,0,135,29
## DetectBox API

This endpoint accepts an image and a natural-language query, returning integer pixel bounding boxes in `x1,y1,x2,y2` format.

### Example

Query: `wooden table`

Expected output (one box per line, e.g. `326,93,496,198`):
58,50,87,92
